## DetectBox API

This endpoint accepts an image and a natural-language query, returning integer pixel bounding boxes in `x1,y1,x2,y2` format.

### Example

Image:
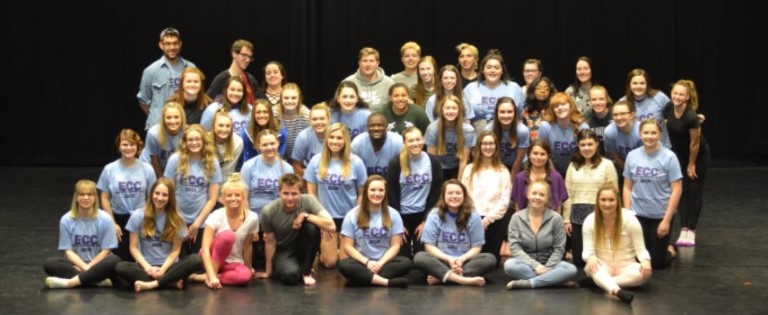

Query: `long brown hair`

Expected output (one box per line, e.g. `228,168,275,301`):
593,182,623,257
434,179,474,231
141,178,184,242
356,175,391,230
467,131,504,191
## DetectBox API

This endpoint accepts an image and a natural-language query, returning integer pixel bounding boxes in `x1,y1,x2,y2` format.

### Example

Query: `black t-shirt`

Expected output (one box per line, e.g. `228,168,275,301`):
664,103,708,165
584,109,612,155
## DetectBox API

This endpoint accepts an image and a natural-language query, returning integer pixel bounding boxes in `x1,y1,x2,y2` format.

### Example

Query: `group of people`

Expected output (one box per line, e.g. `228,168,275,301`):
43,28,711,305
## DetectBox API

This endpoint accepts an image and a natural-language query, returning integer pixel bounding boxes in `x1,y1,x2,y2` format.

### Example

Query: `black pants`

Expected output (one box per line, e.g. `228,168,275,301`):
571,223,585,268
637,216,674,269
180,226,205,258
679,148,710,230
43,254,121,285
337,256,413,285
274,223,320,285
481,207,511,262
113,213,133,262
115,255,201,287
442,168,459,181
399,212,426,259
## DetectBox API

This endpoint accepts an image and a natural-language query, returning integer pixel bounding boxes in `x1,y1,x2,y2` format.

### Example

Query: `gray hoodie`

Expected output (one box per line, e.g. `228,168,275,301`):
507,208,566,269
344,67,395,112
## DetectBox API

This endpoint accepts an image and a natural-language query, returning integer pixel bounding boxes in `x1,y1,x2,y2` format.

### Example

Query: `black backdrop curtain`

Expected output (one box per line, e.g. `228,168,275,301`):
1,0,764,165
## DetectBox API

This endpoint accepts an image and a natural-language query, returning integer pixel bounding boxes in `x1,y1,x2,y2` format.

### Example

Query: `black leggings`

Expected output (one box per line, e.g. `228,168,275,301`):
43,255,121,285
570,223,585,268
337,256,413,285
113,213,133,262
273,223,321,285
679,147,710,230
399,212,426,259
180,226,205,258
637,216,674,269
114,255,201,286
481,205,512,263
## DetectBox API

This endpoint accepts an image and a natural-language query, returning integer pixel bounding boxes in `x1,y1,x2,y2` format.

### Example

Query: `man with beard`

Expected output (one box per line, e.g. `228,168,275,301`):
206,39,260,103
351,113,403,177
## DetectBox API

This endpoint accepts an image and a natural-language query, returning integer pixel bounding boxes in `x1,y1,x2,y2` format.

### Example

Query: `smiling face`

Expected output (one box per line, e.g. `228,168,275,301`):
553,102,571,121
310,108,329,133
232,46,253,71
458,48,476,72
264,64,284,88
443,183,464,211
527,182,549,210
390,86,409,112
152,183,170,210
225,80,244,105
163,108,183,134
418,60,435,84
185,130,204,154
279,184,301,210
401,48,420,71
367,115,387,141
630,75,648,99
258,133,278,159
327,129,345,154
182,72,202,96
159,35,181,61
523,63,541,85
253,103,271,127
404,129,424,157
576,60,592,84
480,135,496,159
589,88,608,114
441,70,458,92
367,180,386,207
497,101,515,127
213,115,233,142
222,187,244,210
534,80,551,101
612,103,634,129
528,145,549,168
597,189,618,216
483,59,502,84
578,137,597,160
119,139,138,159
281,88,300,111
640,121,661,148
441,99,460,122
670,84,690,106
359,54,379,77
76,189,96,211
337,87,359,111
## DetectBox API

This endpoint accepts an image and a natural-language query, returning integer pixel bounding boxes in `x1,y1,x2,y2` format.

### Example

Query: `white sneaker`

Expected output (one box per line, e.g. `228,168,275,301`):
675,230,690,246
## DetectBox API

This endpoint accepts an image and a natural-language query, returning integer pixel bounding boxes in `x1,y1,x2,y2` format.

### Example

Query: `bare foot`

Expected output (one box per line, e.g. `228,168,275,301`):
134,280,158,293
457,276,486,287
562,280,576,287
174,279,184,290
426,275,441,285
303,274,316,286
187,273,207,283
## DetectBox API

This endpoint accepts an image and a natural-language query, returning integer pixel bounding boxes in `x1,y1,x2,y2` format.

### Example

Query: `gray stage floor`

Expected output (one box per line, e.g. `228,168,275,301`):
0,166,765,315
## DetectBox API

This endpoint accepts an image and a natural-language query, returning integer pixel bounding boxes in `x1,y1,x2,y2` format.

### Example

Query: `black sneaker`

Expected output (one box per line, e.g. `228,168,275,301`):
616,290,634,304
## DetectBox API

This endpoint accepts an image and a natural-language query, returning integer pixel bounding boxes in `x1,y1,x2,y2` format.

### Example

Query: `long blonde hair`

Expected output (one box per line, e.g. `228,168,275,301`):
436,95,465,157
220,173,249,219
356,175,391,230
177,124,217,179
211,109,236,163
68,180,99,219
141,178,184,242
399,127,422,177
593,182,624,257
319,123,352,179
158,102,186,150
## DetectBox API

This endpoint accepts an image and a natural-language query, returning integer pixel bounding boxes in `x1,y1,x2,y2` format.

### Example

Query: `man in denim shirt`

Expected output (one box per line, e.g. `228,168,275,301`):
137,27,196,130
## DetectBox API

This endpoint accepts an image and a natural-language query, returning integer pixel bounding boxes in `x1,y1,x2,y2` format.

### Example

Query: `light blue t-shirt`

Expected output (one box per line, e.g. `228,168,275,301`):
340,206,404,260
291,127,325,166
420,209,485,257
399,152,433,215
604,122,642,160
241,156,294,214
425,121,476,170
623,147,682,219
485,122,531,169
126,209,188,266
164,153,223,224
537,121,590,174
425,93,475,122
464,81,525,122
58,210,118,263
97,159,156,215
350,131,404,176
139,124,183,170
619,93,671,148
200,102,252,137
331,109,371,140
304,154,368,219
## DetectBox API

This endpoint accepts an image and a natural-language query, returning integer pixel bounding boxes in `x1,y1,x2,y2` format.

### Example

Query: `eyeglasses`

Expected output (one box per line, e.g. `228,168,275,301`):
237,52,253,61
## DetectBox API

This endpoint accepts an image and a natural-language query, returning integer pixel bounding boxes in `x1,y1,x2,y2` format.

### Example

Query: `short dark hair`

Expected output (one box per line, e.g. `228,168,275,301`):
159,27,180,40
278,173,303,191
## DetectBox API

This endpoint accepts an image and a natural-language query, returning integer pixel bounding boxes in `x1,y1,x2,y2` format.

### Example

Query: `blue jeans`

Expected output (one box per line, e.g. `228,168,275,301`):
503,258,576,288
